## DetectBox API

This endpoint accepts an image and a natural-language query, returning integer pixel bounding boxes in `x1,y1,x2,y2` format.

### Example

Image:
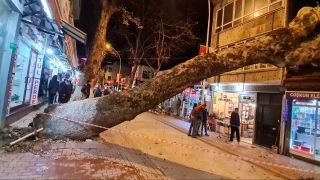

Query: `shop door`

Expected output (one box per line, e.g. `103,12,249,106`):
255,93,283,148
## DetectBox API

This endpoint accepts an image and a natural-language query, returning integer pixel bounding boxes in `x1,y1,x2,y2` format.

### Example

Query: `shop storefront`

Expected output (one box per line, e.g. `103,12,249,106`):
286,91,320,162
0,0,21,127
6,25,47,114
212,92,257,144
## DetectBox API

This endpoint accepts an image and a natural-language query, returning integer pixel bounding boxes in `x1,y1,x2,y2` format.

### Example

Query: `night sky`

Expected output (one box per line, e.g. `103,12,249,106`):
75,0,208,70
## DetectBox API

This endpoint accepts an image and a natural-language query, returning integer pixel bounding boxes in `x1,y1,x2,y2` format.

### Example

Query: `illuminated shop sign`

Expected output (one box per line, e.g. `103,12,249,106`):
286,92,320,100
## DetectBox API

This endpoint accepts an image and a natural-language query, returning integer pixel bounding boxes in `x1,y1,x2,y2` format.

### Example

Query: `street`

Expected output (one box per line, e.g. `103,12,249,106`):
1,111,319,179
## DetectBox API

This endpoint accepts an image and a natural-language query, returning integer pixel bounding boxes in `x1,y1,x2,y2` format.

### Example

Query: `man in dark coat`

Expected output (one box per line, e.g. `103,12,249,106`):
176,98,181,116
58,79,68,103
200,104,209,136
66,80,73,102
86,80,91,99
230,108,241,144
47,75,59,105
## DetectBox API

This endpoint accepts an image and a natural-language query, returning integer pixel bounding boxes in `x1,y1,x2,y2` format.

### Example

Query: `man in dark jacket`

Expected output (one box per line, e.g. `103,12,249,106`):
230,108,240,144
47,75,59,105
58,79,68,103
66,80,73,102
200,104,209,136
86,80,91,99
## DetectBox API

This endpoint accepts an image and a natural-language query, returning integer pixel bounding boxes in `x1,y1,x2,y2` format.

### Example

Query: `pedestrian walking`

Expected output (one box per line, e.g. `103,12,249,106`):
229,108,240,145
58,79,68,103
66,80,73,102
47,75,59,105
200,104,209,136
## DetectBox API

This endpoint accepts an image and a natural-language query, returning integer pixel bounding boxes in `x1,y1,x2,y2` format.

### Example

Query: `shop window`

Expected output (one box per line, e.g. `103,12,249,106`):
107,76,111,81
291,102,316,155
10,41,31,108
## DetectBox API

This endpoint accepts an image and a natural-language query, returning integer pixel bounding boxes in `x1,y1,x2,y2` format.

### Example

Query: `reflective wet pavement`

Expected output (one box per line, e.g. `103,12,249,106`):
0,141,166,179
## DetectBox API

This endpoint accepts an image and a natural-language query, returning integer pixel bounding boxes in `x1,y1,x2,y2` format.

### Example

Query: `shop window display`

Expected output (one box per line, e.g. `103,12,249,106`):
291,100,317,155
10,41,31,108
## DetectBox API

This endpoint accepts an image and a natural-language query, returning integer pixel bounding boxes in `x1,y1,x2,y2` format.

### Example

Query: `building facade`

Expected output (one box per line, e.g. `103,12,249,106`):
0,0,83,128
208,0,320,163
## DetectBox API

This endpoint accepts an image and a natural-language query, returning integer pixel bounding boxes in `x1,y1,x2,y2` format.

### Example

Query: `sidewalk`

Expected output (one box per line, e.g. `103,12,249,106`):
144,112,320,177
1,107,166,179
0,141,166,179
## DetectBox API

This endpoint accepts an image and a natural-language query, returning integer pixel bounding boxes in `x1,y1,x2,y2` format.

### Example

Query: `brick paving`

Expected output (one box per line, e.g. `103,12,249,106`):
0,141,167,179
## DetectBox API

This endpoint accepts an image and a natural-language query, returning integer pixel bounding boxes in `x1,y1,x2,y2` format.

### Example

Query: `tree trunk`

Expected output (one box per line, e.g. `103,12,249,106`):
71,0,117,102
129,62,139,88
84,0,117,81
33,7,320,140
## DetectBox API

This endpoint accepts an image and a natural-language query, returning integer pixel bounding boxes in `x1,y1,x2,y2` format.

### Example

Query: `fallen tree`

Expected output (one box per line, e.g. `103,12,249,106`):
34,7,320,140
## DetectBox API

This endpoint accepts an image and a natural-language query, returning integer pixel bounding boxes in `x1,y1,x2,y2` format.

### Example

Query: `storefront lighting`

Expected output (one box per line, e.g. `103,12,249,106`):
254,12,259,18
40,0,52,19
47,49,53,54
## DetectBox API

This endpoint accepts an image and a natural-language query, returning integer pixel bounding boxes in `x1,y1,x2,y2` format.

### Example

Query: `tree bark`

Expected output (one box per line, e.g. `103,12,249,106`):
33,7,320,140
84,0,117,81
71,0,117,102
129,62,139,88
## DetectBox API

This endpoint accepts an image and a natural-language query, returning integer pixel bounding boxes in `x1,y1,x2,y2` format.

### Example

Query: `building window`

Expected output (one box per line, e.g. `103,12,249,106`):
215,0,283,33
108,67,112,72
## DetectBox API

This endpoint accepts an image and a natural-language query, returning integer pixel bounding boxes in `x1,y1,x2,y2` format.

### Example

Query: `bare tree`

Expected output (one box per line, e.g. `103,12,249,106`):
116,0,198,87
33,7,320,140
148,1,198,75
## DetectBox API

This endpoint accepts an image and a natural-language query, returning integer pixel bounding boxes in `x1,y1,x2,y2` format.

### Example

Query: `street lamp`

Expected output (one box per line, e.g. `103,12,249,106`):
105,43,122,92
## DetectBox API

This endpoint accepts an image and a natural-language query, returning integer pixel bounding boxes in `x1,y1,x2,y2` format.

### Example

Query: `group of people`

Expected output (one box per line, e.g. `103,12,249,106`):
47,75,74,104
187,102,241,145
81,80,114,100
188,103,209,138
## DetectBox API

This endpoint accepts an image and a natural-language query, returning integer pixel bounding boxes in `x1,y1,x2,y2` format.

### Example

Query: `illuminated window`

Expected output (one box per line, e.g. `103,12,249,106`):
215,0,283,33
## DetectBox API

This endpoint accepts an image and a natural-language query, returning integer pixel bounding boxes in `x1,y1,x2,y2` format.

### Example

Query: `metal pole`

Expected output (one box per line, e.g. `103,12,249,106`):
201,0,211,104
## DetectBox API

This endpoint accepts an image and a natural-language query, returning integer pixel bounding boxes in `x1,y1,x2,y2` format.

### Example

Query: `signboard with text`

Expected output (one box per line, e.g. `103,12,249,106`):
286,92,320,100
30,55,44,105
31,78,40,105
34,55,44,79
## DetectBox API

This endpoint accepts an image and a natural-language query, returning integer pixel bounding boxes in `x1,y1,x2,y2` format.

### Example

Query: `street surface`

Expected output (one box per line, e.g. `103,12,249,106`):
0,109,319,179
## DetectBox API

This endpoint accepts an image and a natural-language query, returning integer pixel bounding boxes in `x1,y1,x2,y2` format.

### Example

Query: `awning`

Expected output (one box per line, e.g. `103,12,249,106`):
61,20,87,45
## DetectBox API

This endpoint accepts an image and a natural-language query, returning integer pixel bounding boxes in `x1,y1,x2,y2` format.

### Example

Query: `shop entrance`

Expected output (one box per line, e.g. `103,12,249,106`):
255,93,282,148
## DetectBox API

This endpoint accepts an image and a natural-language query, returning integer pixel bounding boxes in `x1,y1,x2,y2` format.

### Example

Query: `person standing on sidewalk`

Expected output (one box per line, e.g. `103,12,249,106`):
188,107,199,138
200,104,209,136
229,108,240,145
47,75,59,105
176,98,181,116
